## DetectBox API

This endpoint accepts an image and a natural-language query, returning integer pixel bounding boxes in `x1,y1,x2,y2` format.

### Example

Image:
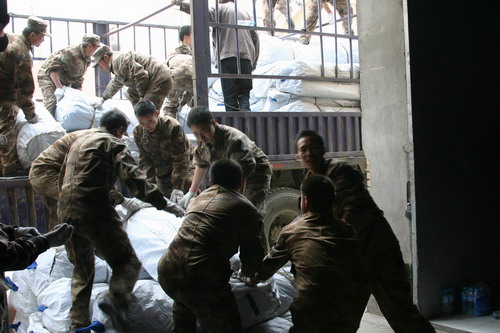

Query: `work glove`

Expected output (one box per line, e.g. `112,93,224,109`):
91,97,105,108
179,191,196,209
171,0,183,5
163,197,185,217
54,87,65,102
43,223,74,247
26,114,38,124
328,13,336,26
170,189,184,204
14,227,41,238
120,197,152,220
235,269,257,287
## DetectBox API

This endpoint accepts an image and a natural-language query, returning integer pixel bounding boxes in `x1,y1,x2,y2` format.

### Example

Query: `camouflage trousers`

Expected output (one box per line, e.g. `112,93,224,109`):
124,78,173,112
162,78,193,118
354,247,436,333
64,216,141,330
0,101,22,176
30,171,60,230
158,277,243,333
300,0,352,43
38,77,57,116
262,0,295,35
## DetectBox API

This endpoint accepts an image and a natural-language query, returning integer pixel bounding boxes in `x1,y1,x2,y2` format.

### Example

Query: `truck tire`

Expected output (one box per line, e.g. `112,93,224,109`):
263,187,301,248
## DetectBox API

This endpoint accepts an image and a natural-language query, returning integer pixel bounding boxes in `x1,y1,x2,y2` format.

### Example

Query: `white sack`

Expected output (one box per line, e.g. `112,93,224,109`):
313,97,360,108
36,278,109,333
251,61,293,99
256,35,294,68
318,106,361,112
208,78,226,111
92,280,173,332
277,79,360,100
261,88,315,111
125,208,183,280
274,100,321,112
15,103,66,169
26,312,51,333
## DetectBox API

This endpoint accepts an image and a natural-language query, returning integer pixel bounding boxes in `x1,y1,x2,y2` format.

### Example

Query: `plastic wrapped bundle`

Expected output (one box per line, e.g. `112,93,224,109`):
15,103,66,169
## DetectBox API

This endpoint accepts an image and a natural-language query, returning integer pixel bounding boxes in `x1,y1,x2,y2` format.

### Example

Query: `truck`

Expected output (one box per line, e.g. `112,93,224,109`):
1,2,364,248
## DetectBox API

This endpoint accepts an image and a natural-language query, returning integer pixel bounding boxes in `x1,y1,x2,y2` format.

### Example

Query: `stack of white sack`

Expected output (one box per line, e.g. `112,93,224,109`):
15,102,66,170
10,201,296,333
55,87,138,134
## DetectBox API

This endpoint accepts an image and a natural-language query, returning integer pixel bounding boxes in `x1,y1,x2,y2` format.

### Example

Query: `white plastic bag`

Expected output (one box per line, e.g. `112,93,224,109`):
15,103,66,169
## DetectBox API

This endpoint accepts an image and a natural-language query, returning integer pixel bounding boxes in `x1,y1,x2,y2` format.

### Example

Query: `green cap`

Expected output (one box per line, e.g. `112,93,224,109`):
27,16,51,37
92,44,111,67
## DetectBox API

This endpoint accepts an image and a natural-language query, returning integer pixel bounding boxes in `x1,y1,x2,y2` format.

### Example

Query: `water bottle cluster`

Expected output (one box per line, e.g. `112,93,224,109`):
441,284,492,317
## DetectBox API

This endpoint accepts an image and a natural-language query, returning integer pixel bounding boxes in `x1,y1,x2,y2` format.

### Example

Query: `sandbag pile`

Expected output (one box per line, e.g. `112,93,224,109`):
208,34,361,112
10,204,296,333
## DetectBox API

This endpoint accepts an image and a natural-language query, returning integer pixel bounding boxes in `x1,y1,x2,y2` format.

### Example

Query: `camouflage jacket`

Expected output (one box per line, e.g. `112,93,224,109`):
255,212,363,326
133,116,192,191
102,51,171,101
193,124,271,181
174,43,191,55
307,158,401,263
159,184,266,281
58,128,166,223
0,34,36,120
166,52,193,81
37,45,90,89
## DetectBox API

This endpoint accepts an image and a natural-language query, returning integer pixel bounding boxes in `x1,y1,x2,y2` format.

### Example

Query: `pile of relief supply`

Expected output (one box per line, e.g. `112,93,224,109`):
10,203,297,333
15,102,66,170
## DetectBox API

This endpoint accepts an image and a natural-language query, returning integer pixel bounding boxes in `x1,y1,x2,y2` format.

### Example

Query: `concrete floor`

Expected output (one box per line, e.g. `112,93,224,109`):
358,311,500,333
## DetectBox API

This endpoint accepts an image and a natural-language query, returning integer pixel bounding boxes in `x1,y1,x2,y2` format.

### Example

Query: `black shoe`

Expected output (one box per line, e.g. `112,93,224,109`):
98,294,128,332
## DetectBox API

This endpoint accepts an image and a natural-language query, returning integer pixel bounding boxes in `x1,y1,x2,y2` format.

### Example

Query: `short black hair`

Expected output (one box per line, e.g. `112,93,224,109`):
187,106,214,127
301,174,335,212
179,25,191,42
134,100,156,118
295,129,324,148
210,159,242,190
100,108,130,132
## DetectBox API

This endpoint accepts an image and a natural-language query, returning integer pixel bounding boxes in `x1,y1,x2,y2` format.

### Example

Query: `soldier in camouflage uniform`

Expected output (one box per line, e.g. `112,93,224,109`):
295,130,436,333
179,107,272,217
162,25,194,118
253,175,365,333
299,0,353,44
93,45,173,111
0,17,48,176
29,129,125,231
0,0,9,52
37,34,101,116
158,159,266,333
133,100,193,203
58,110,183,332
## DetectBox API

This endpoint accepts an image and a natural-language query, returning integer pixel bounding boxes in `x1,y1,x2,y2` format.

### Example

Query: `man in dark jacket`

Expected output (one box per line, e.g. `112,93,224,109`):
158,159,266,333
295,130,436,333
1,223,73,333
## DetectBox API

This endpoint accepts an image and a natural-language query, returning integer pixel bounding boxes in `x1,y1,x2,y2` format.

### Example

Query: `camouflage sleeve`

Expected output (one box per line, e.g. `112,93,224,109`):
102,76,123,101
133,127,156,182
44,53,63,74
128,56,150,98
255,227,290,281
169,123,192,190
112,140,167,210
239,206,267,276
193,144,210,169
228,139,256,180
15,52,36,120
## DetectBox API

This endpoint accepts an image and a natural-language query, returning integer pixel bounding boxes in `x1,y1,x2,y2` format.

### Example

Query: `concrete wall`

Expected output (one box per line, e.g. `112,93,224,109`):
357,1,412,267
